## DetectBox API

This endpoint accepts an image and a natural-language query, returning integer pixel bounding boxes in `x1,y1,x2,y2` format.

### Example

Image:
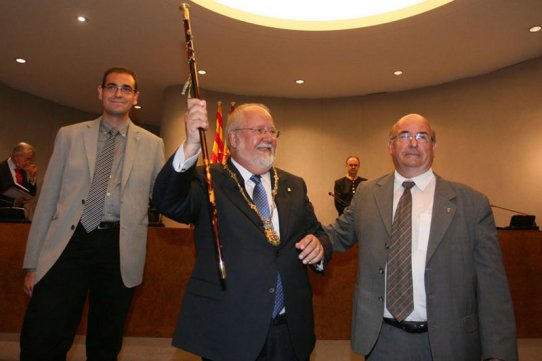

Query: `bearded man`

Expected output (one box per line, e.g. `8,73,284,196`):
152,100,332,361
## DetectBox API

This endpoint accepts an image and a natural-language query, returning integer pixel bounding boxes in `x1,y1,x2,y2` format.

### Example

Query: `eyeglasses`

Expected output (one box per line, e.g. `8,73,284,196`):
233,128,281,138
390,132,433,143
102,84,137,95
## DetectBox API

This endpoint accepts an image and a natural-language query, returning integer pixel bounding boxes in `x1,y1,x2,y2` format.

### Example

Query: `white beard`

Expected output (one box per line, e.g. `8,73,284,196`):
250,152,275,170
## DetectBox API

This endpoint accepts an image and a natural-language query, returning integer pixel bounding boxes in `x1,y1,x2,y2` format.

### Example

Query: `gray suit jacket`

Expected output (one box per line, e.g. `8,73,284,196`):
326,173,517,361
23,118,165,288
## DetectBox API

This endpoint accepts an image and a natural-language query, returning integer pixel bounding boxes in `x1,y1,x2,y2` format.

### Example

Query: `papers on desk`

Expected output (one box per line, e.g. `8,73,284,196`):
1,183,33,201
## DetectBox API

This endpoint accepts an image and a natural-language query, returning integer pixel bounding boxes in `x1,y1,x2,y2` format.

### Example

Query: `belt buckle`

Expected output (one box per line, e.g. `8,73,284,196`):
97,223,107,230
384,318,428,333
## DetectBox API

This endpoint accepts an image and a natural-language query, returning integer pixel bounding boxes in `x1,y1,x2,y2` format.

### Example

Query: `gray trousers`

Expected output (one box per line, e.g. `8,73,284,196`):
366,322,432,361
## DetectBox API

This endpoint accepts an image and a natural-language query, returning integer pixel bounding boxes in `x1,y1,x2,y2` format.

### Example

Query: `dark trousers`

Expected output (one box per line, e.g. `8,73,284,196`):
202,317,309,361
20,224,135,361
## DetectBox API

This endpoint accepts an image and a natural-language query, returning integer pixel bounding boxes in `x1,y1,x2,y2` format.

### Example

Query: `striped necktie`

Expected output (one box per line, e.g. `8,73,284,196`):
250,175,284,318
386,180,415,322
80,128,119,232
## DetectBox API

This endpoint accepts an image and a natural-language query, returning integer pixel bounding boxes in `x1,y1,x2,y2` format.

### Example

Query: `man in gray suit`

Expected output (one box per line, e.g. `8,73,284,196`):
20,67,165,360
326,114,517,361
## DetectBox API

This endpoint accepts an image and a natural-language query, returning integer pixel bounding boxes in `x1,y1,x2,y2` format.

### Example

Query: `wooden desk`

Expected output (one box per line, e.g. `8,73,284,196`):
1,224,540,338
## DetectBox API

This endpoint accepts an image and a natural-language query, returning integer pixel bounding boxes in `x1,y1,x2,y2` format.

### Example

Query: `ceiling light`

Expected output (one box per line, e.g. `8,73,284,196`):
393,70,403,76
198,70,207,75
193,0,454,31
15,58,27,64
296,80,305,84
77,16,87,22
134,105,142,109
529,25,541,33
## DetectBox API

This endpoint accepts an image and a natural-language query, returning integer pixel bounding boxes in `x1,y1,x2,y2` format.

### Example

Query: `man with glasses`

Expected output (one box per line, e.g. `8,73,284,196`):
20,67,165,360
325,114,517,361
333,155,367,215
152,100,332,361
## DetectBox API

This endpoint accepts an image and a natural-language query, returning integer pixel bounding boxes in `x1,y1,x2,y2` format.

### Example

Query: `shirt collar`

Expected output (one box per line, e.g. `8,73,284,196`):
230,157,271,185
100,118,129,138
394,168,435,192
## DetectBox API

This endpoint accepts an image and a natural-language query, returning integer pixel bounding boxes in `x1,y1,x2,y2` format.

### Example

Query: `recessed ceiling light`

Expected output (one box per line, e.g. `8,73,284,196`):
198,70,207,75
77,16,87,22
193,0,454,31
134,105,142,109
393,70,403,76
15,58,27,64
529,25,541,33
296,80,305,84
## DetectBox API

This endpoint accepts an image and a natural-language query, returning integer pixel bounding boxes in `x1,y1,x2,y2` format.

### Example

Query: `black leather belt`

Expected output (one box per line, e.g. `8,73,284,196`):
272,313,287,326
384,318,428,333
96,221,120,230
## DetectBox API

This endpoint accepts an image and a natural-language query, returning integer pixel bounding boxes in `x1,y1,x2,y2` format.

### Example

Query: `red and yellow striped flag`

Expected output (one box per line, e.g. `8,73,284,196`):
211,101,229,164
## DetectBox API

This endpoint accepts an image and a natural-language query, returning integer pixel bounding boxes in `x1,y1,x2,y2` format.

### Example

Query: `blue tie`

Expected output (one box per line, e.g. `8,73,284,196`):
250,175,284,318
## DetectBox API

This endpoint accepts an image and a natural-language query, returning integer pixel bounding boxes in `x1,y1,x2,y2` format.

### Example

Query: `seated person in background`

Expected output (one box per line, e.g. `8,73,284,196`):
333,155,367,215
0,142,37,208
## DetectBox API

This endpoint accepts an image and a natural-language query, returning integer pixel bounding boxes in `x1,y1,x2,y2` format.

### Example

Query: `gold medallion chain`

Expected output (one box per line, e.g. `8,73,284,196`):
224,163,280,246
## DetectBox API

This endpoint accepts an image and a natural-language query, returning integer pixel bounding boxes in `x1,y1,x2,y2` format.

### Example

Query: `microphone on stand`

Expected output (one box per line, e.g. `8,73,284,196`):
490,204,538,230
490,204,529,215
328,192,349,207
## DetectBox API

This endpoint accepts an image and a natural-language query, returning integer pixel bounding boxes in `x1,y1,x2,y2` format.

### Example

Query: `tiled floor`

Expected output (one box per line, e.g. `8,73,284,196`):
1,334,540,361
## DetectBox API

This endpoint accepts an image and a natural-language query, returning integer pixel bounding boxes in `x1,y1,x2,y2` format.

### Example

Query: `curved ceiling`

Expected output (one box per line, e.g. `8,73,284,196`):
192,0,454,30
0,0,541,125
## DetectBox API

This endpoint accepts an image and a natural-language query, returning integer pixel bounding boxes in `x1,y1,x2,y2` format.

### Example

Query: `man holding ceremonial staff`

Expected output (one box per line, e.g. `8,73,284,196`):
152,99,332,361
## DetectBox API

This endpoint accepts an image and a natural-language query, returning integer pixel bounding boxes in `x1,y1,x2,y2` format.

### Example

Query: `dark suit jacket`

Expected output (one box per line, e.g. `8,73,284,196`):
0,159,36,206
152,157,332,361
326,173,517,361
333,176,366,215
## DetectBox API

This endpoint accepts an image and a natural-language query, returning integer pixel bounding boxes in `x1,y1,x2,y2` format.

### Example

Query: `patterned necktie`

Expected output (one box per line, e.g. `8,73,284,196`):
386,180,415,322
250,175,284,318
80,128,119,232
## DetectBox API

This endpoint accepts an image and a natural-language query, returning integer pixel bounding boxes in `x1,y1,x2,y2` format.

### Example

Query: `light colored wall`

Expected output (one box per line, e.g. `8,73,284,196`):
160,56,542,228
0,83,98,203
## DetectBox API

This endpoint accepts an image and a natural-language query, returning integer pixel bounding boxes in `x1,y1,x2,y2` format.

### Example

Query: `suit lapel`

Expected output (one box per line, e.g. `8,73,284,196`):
374,174,394,237
121,121,139,191
83,118,101,178
274,169,292,244
426,176,456,264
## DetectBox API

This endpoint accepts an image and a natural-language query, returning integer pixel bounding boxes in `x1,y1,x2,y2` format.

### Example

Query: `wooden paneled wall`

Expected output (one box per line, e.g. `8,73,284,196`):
1,224,540,339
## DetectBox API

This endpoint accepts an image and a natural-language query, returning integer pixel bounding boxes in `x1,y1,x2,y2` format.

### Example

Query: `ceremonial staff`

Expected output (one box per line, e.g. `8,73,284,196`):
180,2,227,280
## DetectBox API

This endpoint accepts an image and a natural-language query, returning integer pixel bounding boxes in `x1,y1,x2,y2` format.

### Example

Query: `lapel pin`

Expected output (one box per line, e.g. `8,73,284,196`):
447,207,451,213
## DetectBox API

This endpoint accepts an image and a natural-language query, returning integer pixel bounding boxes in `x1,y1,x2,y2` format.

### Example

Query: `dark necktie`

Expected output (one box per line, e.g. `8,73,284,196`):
250,175,284,318
15,169,23,185
386,180,415,322
80,128,119,232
